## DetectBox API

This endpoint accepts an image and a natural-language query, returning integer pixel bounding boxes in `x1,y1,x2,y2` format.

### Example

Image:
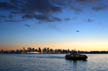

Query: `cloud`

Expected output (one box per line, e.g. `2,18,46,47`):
25,24,31,28
0,0,108,22
0,0,63,22
0,2,14,9
92,5,108,11
0,0,62,22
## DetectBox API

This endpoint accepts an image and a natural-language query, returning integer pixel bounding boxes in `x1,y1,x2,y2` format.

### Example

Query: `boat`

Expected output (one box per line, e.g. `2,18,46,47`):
65,52,88,61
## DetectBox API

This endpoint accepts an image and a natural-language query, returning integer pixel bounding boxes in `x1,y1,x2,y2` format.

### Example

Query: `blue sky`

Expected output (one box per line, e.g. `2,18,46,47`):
0,0,108,51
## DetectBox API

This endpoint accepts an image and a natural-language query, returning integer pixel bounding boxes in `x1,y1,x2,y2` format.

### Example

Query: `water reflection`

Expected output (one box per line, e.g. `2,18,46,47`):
66,60,88,71
73,61,78,71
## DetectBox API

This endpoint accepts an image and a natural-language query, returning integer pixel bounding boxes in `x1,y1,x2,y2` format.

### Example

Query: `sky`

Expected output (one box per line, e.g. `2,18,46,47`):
0,0,108,51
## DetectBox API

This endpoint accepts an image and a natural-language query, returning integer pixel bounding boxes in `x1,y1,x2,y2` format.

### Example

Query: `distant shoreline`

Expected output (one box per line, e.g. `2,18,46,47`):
1,53,108,54
1,47,108,54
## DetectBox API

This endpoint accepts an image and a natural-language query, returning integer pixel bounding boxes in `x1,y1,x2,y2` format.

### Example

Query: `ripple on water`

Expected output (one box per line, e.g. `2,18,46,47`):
0,54,108,71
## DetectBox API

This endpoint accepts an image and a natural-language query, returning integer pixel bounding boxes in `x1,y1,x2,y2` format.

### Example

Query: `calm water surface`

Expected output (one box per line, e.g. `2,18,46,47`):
0,54,108,71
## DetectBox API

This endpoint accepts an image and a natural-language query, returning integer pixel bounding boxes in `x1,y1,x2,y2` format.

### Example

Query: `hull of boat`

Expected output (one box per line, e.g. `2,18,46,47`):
65,54,88,60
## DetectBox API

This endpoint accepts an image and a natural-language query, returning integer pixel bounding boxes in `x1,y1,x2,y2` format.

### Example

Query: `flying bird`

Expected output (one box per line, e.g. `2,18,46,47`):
76,30,80,32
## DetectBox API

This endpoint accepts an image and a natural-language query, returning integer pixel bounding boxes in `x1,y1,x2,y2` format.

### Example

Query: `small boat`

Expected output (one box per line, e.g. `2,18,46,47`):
65,52,88,61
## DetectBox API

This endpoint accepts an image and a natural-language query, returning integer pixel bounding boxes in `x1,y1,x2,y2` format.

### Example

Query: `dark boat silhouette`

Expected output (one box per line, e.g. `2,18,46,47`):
65,52,88,61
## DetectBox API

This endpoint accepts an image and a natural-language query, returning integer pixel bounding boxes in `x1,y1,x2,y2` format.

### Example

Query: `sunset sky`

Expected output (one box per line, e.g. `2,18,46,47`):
0,0,108,51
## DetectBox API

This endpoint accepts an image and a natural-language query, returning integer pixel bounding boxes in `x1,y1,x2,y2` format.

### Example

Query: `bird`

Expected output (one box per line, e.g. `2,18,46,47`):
76,30,80,32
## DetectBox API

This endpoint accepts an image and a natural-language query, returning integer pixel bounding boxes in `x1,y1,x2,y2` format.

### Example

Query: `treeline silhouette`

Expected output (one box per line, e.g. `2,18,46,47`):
0,47,108,54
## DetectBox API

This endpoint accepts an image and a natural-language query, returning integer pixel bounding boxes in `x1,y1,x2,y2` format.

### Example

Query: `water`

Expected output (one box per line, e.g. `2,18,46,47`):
0,54,108,71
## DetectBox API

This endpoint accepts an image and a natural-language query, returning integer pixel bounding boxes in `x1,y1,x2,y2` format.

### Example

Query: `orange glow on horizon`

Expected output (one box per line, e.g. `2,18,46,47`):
0,40,108,51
